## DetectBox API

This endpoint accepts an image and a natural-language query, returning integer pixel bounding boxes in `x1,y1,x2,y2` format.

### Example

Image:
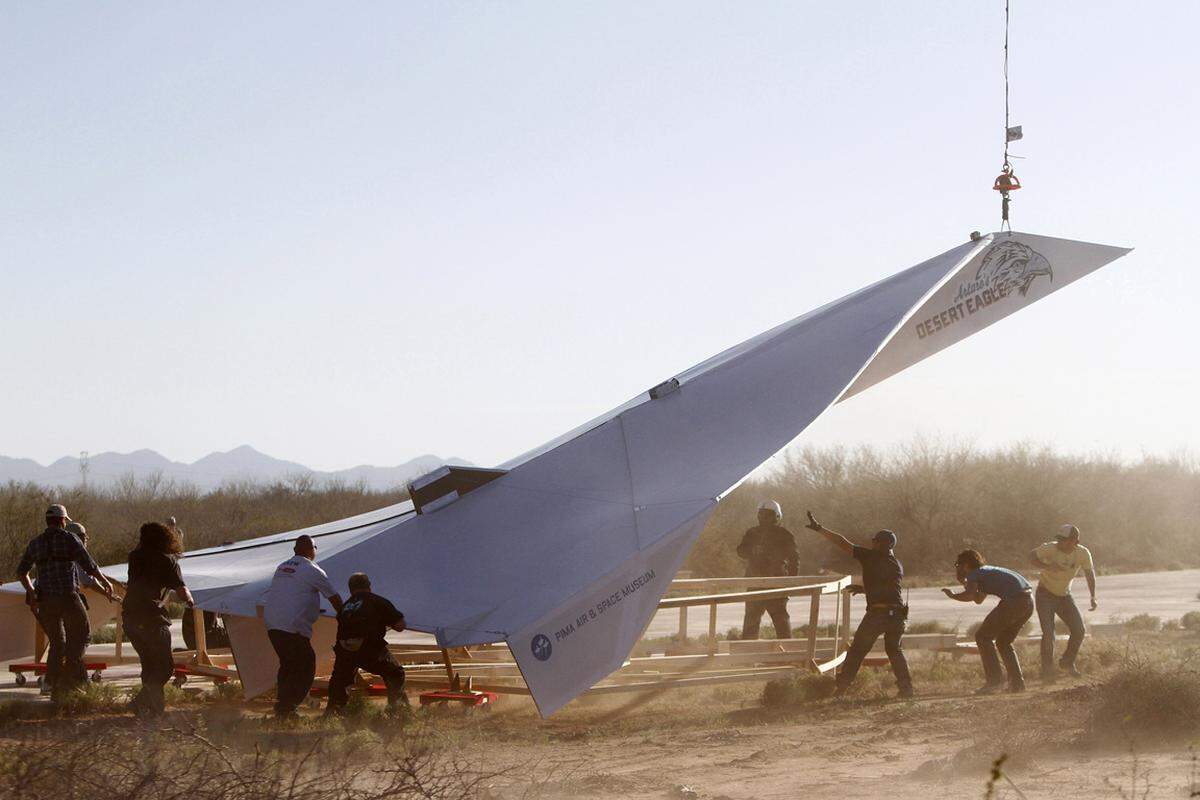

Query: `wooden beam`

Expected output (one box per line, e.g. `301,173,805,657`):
191,605,211,666
806,592,821,661
659,584,823,608
707,602,718,656
841,588,852,653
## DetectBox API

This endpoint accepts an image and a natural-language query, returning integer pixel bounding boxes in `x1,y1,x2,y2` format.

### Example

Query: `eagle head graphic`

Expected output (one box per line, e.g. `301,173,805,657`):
976,240,1053,297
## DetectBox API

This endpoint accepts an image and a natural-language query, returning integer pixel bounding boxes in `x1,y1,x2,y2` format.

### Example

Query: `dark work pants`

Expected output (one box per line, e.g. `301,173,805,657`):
838,609,912,692
268,629,316,715
742,598,791,639
35,593,90,694
1036,585,1086,675
976,592,1034,687
124,615,174,714
327,645,407,710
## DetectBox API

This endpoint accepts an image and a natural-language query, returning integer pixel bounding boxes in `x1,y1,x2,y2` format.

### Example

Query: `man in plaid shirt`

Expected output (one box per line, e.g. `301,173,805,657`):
16,504,114,697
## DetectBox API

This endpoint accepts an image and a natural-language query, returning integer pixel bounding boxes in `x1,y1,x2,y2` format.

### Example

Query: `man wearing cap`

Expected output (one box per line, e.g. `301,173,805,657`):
944,550,1034,694
263,534,343,719
325,572,408,716
15,505,115,698
805,510,913,698
735,501,799,639
1030,524,1096,681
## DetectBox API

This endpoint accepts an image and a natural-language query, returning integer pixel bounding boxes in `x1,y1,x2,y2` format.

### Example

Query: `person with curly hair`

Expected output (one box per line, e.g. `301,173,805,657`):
122,521,193,715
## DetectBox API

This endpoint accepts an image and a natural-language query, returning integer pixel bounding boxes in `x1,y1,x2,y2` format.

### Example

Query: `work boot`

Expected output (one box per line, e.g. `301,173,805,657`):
1008,680,1027,694
1060,661,1082,678
974,682,1005,695
897,686,915,700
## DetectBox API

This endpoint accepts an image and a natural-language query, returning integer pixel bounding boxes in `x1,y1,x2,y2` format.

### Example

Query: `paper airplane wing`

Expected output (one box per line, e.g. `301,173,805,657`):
318,231,1129,715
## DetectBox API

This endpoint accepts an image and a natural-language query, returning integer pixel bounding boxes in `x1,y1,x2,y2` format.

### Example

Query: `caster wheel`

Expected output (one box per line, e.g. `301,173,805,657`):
91,671,103,683
14,673,26,687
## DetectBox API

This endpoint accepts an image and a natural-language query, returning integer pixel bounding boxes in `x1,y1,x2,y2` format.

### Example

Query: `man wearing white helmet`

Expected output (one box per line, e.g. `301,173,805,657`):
735,500,798,639
1029,523,1096,681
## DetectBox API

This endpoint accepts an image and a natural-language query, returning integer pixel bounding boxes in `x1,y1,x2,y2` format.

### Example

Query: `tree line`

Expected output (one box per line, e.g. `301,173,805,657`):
685,441,1200,580
2,441,1198,581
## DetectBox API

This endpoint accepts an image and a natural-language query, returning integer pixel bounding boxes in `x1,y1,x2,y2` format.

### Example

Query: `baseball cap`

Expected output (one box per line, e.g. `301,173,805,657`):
45,504,71,520
1056,524,1080,541
873,529,897,548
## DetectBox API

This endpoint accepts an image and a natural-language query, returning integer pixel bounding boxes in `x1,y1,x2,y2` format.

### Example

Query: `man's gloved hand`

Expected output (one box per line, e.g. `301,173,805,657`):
1090,597,1099,611
805,510,822,532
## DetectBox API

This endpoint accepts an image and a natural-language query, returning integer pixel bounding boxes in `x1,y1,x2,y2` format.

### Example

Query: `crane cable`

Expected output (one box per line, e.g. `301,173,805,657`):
995,0,1020,234
1003,0,1011,173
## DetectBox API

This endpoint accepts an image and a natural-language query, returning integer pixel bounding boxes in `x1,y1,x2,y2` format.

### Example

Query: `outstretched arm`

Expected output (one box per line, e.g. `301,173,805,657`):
804,511,855,557
1085,569,1097,610
942,581,986,604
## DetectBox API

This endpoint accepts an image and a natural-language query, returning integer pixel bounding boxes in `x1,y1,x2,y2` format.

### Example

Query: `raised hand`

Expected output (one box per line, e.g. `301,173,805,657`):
805,510,822,532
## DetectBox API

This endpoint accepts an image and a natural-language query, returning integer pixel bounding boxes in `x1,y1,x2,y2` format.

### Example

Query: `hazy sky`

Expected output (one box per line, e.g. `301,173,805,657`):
2,2,1196,472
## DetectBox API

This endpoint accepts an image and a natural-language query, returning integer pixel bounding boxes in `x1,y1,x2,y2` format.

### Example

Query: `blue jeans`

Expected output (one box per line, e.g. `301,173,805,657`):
1036,585,1086,674
976,592,1034,687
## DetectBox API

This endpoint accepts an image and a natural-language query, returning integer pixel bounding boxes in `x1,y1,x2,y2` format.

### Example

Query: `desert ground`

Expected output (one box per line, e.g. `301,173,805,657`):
3,568,1200,800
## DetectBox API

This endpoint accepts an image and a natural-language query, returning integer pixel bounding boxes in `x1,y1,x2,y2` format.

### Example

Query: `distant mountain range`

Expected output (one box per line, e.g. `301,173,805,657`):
0,446,472,492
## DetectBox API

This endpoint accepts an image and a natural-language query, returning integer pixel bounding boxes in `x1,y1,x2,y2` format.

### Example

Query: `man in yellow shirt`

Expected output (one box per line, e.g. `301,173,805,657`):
1029,524,1097,682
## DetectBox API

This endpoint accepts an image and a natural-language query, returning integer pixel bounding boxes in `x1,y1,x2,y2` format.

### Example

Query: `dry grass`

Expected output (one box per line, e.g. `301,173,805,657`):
690,439,1200,579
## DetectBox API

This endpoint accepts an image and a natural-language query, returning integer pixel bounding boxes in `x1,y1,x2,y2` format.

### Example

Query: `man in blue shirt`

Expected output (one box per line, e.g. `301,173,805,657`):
943,549,1033,694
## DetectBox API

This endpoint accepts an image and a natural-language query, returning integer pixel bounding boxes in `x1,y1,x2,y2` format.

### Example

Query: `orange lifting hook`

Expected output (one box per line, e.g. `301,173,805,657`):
993,165,1021,193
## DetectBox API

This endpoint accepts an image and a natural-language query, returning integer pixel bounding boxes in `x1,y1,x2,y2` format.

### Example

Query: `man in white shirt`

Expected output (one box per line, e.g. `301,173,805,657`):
1029,524,1097,682
264,535,343,718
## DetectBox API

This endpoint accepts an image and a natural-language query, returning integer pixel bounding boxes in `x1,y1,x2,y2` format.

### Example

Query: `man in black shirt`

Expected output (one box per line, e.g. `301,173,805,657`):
325,572,408,714
735,501,799,639
806,510,913,698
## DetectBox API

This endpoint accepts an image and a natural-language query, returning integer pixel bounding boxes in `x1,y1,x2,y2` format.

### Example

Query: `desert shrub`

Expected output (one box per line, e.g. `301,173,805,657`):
0,725,513,800
761,673,835,706
208,680,244,702
1180,611,1200,631
0,477,407,578
54,681,129,716
89,623,118,643
684,441,1200,578
1163,618,1182,631
907,620,957,635
1091,661,1200,738
1124,614,1162,632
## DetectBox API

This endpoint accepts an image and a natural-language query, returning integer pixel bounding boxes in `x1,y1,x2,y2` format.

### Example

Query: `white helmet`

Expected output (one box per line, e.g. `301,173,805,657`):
757,500,782,519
